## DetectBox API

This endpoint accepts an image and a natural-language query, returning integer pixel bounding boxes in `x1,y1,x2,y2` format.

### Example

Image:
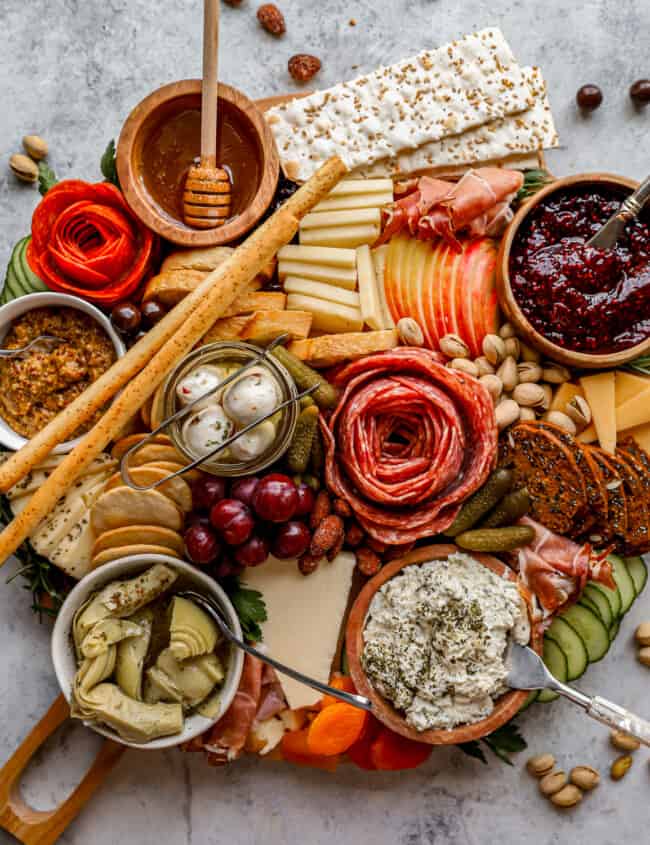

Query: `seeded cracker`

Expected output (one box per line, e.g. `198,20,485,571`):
266,28,531,182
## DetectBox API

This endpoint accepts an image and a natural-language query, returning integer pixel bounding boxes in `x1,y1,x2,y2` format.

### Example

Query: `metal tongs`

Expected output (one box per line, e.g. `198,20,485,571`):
120,335,315,491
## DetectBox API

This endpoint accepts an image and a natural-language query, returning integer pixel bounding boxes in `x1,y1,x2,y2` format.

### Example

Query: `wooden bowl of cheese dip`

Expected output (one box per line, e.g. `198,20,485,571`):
346,544,541,746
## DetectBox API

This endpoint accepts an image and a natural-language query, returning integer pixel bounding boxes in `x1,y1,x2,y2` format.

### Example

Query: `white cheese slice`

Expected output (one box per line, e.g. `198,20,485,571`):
278,260,358,290
371,245,395,329
283,277,361,308
300,224,381,249
29,474,109,556
286,294,364,334
7,454,116,500
49,511,96,579
277,245,357,268
327,178,394,197
312,191,394,213
300,208,381,231
244,552,356,710
356,244,385,331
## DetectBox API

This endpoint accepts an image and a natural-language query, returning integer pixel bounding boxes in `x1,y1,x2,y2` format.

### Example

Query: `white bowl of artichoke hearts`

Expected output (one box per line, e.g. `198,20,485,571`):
51,554,245,750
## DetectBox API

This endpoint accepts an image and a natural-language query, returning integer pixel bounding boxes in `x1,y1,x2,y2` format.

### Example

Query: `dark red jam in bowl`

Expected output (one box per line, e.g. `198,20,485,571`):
509,185,650,354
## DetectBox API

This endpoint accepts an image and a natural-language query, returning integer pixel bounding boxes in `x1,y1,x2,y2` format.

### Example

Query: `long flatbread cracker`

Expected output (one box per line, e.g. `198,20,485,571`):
266,28,531,182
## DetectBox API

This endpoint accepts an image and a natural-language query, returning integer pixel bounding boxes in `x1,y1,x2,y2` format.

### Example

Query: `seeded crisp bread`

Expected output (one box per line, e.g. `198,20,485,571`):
266,28,532,182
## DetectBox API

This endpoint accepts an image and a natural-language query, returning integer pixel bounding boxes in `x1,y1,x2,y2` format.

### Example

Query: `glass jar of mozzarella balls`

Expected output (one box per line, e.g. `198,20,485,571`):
163,342,299,477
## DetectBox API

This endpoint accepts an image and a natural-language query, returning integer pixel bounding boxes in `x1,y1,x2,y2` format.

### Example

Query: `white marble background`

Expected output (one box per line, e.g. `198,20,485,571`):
1,1,650,842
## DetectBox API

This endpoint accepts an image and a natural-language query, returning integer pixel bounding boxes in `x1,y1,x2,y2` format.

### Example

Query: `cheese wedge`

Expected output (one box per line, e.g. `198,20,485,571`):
615,371,650,407
277,245,357,268
7,454,116,500
283,276,361,308
244,553,356,710
629,422,650,454
278,260,357,290
301,208,382,231
285,294,363,333
299,223,381,249
576,424,598,444
49,512,96,579
356,244,385,330
550,383,585,413
312,191,393,213
580,372,616,454
616,386,650,432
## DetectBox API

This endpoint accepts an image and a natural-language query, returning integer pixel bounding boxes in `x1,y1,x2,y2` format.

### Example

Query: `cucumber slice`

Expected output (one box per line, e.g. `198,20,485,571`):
609,554,636,612
625,556,648,596
538,638,568,703
581,585,613,628
518,690,539,713
5,265,25,300
561,604,610,663
609,619,620,641
17,237,47,292
588,579,621,621
546,617,589,680
8,240,30,292
578,595,607,627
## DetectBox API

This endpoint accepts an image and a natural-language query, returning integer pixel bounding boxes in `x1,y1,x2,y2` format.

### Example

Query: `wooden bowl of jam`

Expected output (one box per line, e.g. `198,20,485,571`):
497,173,650,369
117,80,279,246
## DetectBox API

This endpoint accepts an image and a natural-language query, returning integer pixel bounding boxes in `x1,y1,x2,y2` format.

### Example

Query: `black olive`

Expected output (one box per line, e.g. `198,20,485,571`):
111,301,142,334
141,300,167,327
630,79,650,105
576,84,603,111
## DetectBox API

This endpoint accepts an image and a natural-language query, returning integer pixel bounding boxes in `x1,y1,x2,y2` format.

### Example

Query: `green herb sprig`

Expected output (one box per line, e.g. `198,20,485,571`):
100,139,120,188
626,355,650,376
515,169,552,205
221,576,267,643
457,720,527,766
37,161,58,196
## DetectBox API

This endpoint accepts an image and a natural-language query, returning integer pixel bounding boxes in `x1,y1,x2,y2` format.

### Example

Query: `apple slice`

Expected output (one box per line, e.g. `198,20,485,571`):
452,241,477,354
409,240,433,348
398,236,419,322
466,239,498,356
384,235,403,323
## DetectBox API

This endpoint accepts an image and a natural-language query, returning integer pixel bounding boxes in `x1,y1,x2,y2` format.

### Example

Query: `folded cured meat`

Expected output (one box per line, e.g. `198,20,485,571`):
321,348,497,545
377,168,524,248
514,516,615,620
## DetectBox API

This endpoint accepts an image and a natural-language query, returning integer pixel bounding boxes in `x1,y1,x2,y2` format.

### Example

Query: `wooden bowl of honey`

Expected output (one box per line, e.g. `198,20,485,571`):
117,80,279,246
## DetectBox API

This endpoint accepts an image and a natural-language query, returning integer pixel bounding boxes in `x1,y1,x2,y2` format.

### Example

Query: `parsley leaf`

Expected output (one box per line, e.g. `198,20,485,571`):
100,139,120,188
221,576,267,643
457,721,527,767
515,168,552,204
37,161,58,196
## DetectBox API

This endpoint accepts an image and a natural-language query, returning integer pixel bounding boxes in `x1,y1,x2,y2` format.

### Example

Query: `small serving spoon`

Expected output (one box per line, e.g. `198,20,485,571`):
0,334,64,359
179,590,374,712
508,642,650,746
586,174,650,249
182,0,232,229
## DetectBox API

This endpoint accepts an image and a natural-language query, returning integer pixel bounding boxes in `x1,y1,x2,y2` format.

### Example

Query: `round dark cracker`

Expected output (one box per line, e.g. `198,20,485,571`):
618,436,650,501
606,450,649,555
505,422,589,535
588,448,628,543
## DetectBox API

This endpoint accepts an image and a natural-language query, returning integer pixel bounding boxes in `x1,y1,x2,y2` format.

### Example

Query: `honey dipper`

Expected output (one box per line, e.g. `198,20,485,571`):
183,0,232,229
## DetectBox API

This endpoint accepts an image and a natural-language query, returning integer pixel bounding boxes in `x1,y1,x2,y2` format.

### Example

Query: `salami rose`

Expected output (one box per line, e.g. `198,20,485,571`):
321,348,497,545
27,180,157,306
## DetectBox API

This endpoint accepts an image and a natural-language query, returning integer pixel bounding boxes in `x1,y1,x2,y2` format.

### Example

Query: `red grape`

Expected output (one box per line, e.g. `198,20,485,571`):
235,534,270,567
272,521,311,559
192,476,227,511
252,473,298,522
211,556,241,579
294,483,315,517
184,523,221,565
210,498,255,545
230,476,260,506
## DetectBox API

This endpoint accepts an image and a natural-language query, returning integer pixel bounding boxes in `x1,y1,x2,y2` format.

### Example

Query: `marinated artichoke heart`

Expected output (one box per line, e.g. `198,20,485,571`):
80,618,144,659
144,649,224,710
169,596,219,661
73,563,177,645
115,608,154,701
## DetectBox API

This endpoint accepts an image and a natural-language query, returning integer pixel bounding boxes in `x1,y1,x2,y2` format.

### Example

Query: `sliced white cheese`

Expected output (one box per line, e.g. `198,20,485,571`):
278,260,358,290
277,245,357,268
300,224,381,249
327,178,394,197
286,294,364,334
49,512,96,579
371,245,395,329
283,276,361,308
356,244,386,331
7,454,116,500
300,208,381,231
244,552,356,710
580,372,616,453
312,191,394,213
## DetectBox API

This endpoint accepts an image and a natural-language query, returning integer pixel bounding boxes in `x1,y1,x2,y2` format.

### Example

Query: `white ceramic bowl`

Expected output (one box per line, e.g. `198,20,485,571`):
0,292,126,453
51,554,245,751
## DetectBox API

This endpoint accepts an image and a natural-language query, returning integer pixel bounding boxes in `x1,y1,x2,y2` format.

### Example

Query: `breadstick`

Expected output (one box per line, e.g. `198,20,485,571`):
0,157,347,566
0,156,347,494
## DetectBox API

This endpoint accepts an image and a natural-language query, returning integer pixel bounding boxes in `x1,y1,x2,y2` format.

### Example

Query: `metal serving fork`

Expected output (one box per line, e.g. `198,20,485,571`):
179,590,374,712
0,335,64,359
508,642,650,746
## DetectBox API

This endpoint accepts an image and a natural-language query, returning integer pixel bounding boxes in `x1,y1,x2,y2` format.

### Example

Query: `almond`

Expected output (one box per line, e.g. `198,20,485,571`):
333,497,352,518
345,522,365,548
355,546,382,576
289,54,322,83
309,490,331,530
309,514,344,557
298,553,320,575
257,3,286,35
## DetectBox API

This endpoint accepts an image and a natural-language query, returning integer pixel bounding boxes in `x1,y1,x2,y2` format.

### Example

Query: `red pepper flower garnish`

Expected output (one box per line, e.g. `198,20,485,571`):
27,180,157,306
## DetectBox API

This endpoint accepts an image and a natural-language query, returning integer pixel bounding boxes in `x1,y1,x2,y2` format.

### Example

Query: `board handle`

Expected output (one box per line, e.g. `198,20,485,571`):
0,694,125,845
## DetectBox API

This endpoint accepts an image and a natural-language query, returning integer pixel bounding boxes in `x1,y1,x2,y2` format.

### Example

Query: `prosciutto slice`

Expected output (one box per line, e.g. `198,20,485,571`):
377,167,524,249
514,517,615,620
321,348,497,545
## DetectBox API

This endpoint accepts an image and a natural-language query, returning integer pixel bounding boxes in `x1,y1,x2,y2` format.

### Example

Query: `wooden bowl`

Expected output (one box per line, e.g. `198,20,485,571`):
346,543,542,746
116,80,279,246
497,172,650,369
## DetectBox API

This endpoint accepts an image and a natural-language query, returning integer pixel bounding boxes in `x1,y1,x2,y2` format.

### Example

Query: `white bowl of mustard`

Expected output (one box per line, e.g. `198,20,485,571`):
51,554,245,751
0,292,126,454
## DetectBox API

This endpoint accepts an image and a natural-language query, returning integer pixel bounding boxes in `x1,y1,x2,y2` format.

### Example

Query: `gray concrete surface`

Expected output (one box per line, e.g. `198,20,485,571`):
1,1,649,843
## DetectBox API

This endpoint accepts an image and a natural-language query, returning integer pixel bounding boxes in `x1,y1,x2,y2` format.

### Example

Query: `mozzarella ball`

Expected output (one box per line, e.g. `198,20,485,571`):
176,365,227,409
229,420,277,462
222,366,281,426
181,405,233,458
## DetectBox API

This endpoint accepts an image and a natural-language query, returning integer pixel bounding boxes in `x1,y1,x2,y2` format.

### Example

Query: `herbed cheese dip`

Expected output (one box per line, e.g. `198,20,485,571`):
361,552,529,731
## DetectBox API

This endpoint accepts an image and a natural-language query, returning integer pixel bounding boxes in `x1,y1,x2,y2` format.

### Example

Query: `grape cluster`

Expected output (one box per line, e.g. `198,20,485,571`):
184,472,315,577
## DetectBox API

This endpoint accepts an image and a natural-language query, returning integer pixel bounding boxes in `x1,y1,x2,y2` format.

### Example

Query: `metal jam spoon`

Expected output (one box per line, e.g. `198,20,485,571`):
587,174,650,249
508,642,650,746
178,590,373,712
0,335,64,359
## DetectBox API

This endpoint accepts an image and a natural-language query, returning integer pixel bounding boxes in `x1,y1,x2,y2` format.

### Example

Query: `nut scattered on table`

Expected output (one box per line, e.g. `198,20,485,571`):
257,3,286,35
550,784,583,808
526,753,556,777
9,153,38,183
610,729,640,752
539,770,568,796
570,765,600,791
637,646,650,667
22,134,48,160
634,621,650,646
610,755,633,781
289,54,322,83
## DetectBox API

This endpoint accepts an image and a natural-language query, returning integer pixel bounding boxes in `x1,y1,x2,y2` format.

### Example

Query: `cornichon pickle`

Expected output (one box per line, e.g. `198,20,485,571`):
444,468,514,537
455,525,535,552
481,488,531,528
287,405,319,473
271,347,339,410
310,427,324,473
303,473,321,492
299,395,315,409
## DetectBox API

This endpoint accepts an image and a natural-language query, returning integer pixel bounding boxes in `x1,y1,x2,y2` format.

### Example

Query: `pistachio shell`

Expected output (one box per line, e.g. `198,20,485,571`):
544,410,577,435
570,765,600,791
550,784,583,808
495,399,520,431
539,770,568,796
519,407,537,422
503,337,521,360
542,364,571,385
9,153,38,183
565,395,592,429
526,753,555,777
497,356,518,392
439,333,470,359
397,318,424,347
637,646,650,667
482,334,506,366
610,755,633,780
449,358,479,377
475,356,495,377
512,383,546,408
22,134,49,160
517,362,542,383
498,322,516,339
610,729,641,752
634,621,650,647
479,374,503,403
